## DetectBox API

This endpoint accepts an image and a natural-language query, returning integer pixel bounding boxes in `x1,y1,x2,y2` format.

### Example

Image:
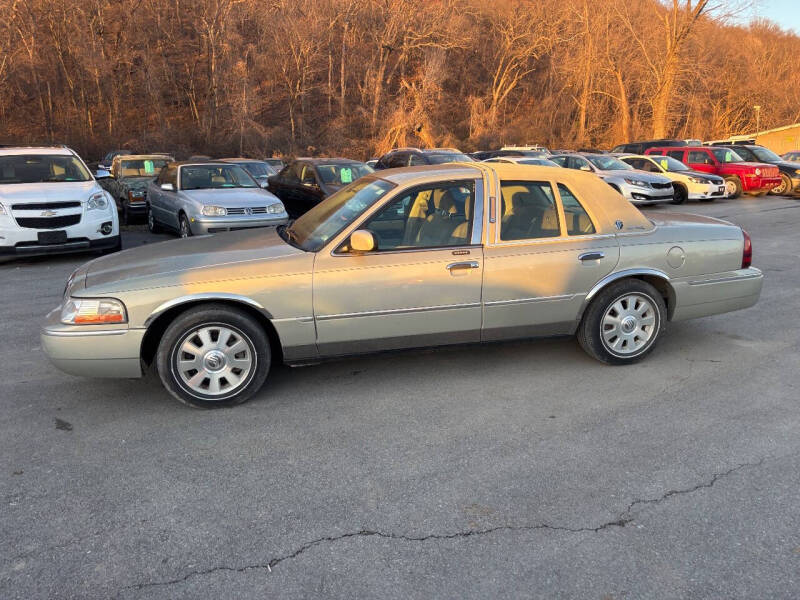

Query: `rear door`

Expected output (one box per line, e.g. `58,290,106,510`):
685,149,717,175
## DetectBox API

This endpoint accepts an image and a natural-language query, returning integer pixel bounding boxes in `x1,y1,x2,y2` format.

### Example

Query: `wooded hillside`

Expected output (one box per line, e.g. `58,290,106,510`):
0,0,796,159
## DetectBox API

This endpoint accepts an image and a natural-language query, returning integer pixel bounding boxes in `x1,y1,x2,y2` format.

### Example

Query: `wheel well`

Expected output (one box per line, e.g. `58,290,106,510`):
630,274,675,319
139,300,284,367
673,181,687,194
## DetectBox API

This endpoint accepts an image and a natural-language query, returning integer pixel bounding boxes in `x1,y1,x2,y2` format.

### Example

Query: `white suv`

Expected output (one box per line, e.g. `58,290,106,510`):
0,147,120,259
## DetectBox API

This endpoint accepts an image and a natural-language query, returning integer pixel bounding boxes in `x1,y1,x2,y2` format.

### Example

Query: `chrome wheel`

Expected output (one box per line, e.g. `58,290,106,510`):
724,179,738,197
600,293,658,357
172,324,256,399
179,216,191,238
147,208,155,231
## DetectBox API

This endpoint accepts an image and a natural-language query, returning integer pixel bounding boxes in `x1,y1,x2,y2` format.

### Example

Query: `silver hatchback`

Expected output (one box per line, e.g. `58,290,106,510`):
146,161,288,237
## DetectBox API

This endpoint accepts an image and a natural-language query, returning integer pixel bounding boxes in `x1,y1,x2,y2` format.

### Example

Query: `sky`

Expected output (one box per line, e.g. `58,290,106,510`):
746,0,800,34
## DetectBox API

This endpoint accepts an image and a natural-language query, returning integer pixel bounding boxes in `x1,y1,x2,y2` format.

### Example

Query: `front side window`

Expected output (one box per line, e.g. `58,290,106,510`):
0,154,91,184
357,182,475,251
180,164,258,190
688,151,714,165
281,178,396,252
558,184,595,235
500,181,560,241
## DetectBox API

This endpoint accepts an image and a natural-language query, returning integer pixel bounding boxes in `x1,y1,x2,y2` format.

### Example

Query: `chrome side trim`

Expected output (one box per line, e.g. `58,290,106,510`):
42,328,132,337
484,294,575,307
144,293,272,327
687,272,762,286
317,302,481,321
584,268,672,304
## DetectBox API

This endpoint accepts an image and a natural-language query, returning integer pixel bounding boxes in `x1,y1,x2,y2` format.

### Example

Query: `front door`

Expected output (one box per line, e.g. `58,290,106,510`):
313,179,484,356
482,179,619,340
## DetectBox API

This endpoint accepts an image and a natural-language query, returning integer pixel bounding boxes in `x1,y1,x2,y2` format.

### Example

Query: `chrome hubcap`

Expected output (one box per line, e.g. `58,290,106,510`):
725,180,737,196
601,294,657,356
180,221,189,237
174,325,254,398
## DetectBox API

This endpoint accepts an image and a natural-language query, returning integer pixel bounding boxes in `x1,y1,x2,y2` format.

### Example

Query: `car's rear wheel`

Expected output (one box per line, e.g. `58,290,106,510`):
578,279,666,365
770,173,791,196
156,304,271,408
147,204,162,233
179,213,192,238
724,176,742,198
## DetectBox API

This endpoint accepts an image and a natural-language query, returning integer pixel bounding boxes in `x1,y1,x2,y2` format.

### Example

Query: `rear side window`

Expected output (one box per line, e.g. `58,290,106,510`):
500,181,560,241
558,184,595,235
666,150,685,161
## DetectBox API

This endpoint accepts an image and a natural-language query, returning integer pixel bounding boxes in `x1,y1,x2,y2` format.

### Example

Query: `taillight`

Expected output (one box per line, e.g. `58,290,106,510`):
742,229,752,268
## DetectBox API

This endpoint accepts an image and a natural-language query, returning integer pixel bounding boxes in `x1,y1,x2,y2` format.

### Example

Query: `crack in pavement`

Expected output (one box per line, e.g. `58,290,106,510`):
119,458,768,595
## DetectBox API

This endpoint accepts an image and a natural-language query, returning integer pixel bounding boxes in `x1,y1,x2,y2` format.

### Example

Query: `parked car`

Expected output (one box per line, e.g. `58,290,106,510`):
781,151,800,162
98,154,173,224
715,145,800,197
0,146,120,259
645,146,780,198
483,156,561,167
98,149,131,171
268,158,374,217
471,149,548,161
220,158,277,188
264,158,286,171
619,154,726,204
145,161,288,237
611,139,687,155
374,147,474,169
42,163,762,408
550,153,674,205
501,145,551,154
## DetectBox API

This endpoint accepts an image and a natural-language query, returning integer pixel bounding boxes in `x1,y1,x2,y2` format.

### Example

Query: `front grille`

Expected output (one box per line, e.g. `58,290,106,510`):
226,207,267,215
651,182,673,190
11,201,81,210
15,215,81,229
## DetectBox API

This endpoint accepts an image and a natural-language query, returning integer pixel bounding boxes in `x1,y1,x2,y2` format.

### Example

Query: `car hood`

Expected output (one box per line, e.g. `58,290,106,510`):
82,227,303,294
725,162,773,171
182,188,280,206
601,170,670,183
683,170,724,182
0,181,100,205
774,160,800,170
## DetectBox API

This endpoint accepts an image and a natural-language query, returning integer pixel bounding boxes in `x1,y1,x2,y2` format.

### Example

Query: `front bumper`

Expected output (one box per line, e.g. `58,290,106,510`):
190,214,289,235
741,175,781,193
671,267,763,322
687,181,727,200
0,234,119,258
40,308,144,378
618,182,674,205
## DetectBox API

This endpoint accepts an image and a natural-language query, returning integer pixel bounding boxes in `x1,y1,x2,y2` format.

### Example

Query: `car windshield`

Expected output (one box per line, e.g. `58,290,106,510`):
711,149,743,163
280,178,395,252
0,154,92,184
748,147,781,162
180,164,258,190
425,153,475,164
586,156,632,171
316,163,374,186
119,158,170,177
518,158,559,166
238,161,276,179
649,155,690,172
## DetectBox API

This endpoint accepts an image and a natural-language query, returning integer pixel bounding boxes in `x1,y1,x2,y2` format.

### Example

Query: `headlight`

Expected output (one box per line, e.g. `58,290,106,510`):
794,169,800,175
201,205,227,216
0,202,6,215
266,202,285,214
624,178,650,187
688,176,705,184
61,298,127,325
754,168,762,176
87,192,108,211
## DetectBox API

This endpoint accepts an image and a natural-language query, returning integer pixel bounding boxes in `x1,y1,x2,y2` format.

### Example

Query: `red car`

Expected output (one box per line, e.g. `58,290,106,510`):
645,146,780,198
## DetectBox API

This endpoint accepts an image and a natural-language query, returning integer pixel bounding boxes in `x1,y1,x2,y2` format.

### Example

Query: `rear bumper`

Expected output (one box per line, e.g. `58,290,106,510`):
670,267,763,321
40,308,144,378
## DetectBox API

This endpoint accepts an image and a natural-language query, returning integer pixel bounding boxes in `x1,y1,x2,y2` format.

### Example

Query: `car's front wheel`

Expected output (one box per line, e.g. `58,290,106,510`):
724,176,742,198
147,204,162,233
156,304,271,408
578,279,666,365
179,213,193,238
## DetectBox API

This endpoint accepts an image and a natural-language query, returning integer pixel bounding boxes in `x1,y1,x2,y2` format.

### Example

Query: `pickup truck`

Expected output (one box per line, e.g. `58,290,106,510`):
98,154,173,224
645,146,780,198
42,163,763,408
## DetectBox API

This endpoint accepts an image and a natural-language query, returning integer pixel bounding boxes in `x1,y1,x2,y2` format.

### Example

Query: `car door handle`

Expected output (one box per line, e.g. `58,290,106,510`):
446,261,480,271
578,252,605,262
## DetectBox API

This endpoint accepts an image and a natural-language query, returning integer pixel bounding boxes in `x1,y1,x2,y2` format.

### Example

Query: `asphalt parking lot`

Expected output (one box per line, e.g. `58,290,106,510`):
1,195,799,599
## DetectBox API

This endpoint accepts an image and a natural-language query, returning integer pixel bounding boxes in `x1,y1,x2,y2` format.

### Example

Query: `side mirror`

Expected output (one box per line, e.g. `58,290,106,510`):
160,183,175,192
95,169,111,180
349,230,376,253
579,165,592,172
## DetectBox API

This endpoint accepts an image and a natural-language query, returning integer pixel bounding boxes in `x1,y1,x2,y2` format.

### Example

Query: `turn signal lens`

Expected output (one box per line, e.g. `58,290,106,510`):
61,298,127,325
742,229,752,269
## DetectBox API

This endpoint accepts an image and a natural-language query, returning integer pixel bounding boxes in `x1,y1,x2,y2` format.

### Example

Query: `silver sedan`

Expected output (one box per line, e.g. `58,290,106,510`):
146,161,288,237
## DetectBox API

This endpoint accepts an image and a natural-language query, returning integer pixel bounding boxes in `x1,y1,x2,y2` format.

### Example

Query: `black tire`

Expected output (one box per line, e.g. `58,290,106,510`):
147,204,162,233
179,213,193,238
156,304,271,408
577,279,666,365
672,184,687,204
770,173,792,196
724,176,742,199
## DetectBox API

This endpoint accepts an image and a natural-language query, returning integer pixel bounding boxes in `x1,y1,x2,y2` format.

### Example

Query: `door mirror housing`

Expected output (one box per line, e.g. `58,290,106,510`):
579,165,592,172
160,183,175,192
349,230,376,253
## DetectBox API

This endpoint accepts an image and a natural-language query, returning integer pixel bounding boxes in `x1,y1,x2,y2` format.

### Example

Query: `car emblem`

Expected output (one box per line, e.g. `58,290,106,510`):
245,207,253,215
40,210,57,217
615,220,624,230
